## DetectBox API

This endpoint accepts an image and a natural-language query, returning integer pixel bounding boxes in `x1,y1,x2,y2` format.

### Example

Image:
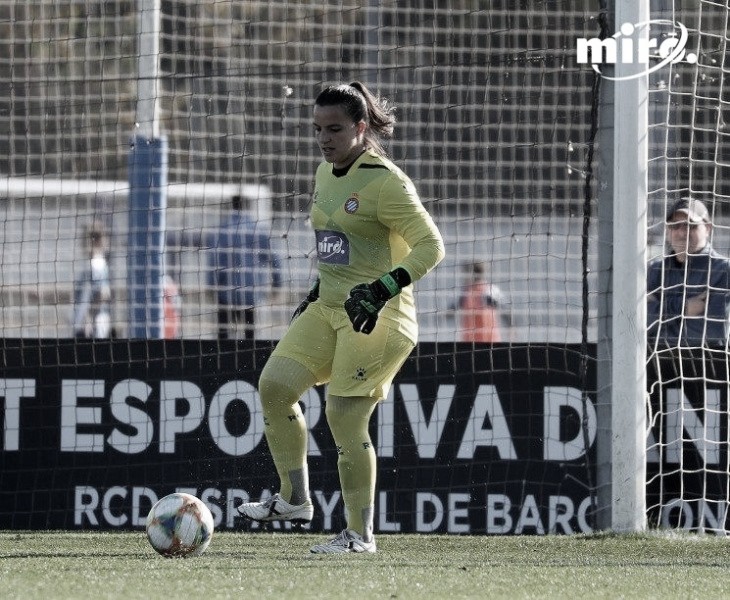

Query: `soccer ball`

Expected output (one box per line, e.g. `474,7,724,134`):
145,493,214,557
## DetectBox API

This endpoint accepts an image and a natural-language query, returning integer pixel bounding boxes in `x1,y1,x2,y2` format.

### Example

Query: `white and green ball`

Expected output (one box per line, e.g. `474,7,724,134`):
145,493,214,557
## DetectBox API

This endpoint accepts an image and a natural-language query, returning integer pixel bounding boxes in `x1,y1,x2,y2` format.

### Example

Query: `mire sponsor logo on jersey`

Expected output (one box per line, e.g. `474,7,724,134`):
315,230,350,264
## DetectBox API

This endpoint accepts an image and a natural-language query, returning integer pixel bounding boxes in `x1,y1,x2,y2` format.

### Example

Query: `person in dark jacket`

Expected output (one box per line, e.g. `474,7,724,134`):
647,198,730,347
208,195,282,339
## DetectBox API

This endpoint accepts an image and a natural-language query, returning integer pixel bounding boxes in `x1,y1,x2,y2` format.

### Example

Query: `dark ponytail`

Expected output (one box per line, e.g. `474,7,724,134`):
315,81,396,155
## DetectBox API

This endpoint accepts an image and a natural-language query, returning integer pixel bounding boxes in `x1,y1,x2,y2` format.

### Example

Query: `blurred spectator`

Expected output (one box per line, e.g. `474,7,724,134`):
456,261,506,342
163,274,182,339
207,195,282,339
647,198,730,347
72,221,113,338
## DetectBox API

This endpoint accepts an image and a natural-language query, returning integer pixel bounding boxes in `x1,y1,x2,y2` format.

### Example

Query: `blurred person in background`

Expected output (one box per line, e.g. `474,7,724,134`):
647,198,730,347
456,261,507,343
163,273,182,338
72,221,113,339
208,194,282,340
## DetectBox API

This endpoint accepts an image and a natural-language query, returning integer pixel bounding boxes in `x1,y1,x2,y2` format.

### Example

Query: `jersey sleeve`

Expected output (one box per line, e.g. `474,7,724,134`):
376,173,445,282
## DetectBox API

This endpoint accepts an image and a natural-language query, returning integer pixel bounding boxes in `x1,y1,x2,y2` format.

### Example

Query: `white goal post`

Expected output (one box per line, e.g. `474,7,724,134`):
595,0,649,533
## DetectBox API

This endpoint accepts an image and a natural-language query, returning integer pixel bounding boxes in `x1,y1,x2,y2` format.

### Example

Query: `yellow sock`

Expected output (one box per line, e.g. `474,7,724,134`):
325,394,379,541
258,356,318,505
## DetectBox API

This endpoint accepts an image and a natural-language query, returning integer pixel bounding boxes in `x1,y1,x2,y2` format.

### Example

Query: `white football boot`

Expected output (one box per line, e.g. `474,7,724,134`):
310,529,377,554
236,493,313,524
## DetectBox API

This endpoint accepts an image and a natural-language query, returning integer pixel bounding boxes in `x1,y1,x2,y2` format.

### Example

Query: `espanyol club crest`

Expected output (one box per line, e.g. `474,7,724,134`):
344,195,359,214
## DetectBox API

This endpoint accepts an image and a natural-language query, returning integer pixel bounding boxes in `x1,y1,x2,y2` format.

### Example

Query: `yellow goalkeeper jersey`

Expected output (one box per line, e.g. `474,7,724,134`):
311,150,445,342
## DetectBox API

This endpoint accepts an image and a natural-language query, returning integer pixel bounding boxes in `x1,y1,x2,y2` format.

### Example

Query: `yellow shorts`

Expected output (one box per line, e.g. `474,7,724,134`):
270,301,415,399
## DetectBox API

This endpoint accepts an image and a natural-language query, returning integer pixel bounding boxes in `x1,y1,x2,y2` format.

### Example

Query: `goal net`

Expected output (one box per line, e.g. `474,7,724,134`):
645,0,730,533
1,0,597,344
0,0,726,535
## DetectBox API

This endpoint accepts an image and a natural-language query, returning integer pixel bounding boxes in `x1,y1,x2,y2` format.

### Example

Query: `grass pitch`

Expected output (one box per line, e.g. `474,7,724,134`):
1,530,729,599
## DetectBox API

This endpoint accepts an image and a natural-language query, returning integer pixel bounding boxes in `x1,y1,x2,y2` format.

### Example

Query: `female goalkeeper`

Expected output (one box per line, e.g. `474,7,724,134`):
238,81,445,554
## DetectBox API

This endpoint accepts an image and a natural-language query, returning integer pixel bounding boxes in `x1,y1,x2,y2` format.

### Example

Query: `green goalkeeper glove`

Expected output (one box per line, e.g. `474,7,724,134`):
291,279,320,322
344,269,411,334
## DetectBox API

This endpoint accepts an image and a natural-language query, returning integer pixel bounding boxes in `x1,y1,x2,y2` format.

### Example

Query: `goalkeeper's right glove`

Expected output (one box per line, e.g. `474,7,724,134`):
290,278,320,322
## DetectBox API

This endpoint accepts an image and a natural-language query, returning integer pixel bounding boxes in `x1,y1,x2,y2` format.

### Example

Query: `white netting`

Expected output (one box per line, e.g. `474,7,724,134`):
646,1,730,533
0,0,599,342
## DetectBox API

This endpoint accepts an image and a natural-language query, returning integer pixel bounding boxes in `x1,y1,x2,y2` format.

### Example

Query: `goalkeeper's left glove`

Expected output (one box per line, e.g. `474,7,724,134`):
344,269,411,334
